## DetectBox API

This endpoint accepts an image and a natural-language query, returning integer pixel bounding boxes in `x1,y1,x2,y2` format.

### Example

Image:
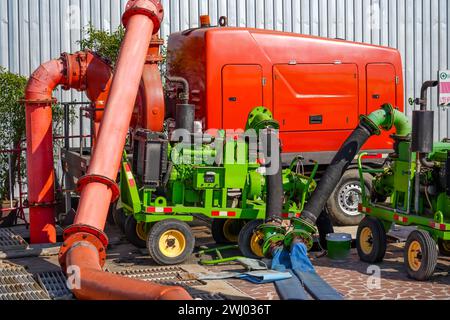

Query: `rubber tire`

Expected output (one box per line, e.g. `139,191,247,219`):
404,230,438,281
356,216,387,263
238,219,264,259
147,219,195,266
112,204,127,234
211,219,245,244
438,239,450,257
326,169,372,226
124,215,148,248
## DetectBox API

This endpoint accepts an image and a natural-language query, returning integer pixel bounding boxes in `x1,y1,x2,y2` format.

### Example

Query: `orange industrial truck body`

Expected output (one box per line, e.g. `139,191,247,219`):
167,27,404,164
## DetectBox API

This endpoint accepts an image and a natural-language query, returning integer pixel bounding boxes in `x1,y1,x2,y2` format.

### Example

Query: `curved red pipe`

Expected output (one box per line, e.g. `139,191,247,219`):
59,0,192,300
65,241,191,300
25,60,65,243
24,52,113,244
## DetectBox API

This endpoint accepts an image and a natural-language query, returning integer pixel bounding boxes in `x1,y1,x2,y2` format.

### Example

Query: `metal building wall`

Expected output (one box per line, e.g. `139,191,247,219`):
0,0,449,141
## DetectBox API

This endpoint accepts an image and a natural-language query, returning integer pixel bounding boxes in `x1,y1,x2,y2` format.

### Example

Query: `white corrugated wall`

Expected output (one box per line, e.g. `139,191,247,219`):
0,0,449,141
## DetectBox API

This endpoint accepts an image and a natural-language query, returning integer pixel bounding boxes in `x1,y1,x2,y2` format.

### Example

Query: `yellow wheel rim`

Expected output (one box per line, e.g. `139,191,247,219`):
159,230,186,258
408,240,422,272
250,231,264,258
136,222,149,241
223,220,242,243
360,227,374,255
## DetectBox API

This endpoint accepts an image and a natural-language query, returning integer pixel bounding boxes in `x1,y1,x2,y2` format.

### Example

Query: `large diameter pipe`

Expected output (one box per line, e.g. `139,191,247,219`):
62,0,191,300
24,52,113,244
74,13,156,229
25,60,65,243
66,240,191,300
302,104,411,225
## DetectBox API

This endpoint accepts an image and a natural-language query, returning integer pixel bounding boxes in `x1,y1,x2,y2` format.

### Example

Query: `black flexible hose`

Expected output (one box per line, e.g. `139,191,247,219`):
264,128,284,219
302,123,375,224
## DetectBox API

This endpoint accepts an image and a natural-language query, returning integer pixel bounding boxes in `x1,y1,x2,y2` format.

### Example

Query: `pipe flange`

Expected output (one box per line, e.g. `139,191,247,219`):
122,0,164,34
60,52,88,91
63,224,109,247
59,232,107,272
28,201,57,208
76,174,120,203
359,115,382,136
380,103,395,131
19,98,58,106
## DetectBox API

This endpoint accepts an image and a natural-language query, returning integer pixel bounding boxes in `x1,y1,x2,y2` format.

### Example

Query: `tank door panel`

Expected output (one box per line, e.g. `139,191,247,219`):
222,65,263,129
273,64,359,132
366,63,397,113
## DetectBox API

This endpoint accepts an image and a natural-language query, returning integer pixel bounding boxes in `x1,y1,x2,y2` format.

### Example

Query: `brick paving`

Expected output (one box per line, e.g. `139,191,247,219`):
202,241,450,300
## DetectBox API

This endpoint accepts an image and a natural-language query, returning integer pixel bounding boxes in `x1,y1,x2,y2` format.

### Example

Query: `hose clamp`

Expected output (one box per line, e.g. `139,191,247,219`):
76,174,120,203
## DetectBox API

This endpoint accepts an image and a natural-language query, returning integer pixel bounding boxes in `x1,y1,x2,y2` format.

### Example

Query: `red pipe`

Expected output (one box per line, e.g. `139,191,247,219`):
24,52,113,244
59,0,192,300
25,59,64,243
65,239,191,300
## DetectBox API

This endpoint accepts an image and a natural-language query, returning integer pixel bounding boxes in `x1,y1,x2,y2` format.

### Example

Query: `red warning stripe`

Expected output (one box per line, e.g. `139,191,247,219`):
146,207,173,214
429,221,447,231
211,211,236,217
394,214,408,224
358,204,372,214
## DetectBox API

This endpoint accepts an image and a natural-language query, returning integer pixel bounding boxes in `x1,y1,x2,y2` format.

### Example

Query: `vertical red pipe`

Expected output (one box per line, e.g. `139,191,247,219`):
25,60,65,243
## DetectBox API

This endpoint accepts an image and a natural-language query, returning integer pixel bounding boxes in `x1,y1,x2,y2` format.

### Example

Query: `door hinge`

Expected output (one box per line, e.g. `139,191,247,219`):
395,76,400,85
262,77,267,86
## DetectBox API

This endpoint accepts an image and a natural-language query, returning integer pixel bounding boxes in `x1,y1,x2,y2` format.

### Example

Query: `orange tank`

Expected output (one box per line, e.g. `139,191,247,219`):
166,27,404,164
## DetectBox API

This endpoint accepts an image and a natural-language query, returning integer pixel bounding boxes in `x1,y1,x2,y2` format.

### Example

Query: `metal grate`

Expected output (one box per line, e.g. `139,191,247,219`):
0,228,28,251
191,292,227,301
36,271,73,300
115,266,206,287
0,264,50,300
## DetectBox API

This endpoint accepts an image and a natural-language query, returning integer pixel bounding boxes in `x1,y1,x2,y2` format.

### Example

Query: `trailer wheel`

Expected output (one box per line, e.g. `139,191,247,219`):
438,239,450,257
404,230,438,281
124,215,149,248
148,219,195,266
112,204,127,234
356,217,387,263
238,220,265,259
212,219,246,244
326,170,372,226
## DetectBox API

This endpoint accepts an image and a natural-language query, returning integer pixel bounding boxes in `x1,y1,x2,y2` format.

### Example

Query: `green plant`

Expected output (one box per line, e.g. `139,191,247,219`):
78,23,126,66
78,23,167,73
0,68,70,201
0,67,27,201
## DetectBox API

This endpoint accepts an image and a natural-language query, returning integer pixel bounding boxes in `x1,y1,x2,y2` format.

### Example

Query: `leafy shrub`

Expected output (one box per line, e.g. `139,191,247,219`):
78,23,126,66
0,67,27,200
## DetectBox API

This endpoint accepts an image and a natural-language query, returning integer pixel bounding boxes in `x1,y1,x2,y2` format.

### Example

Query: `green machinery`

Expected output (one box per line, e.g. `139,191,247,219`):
118,107,319,265
356,82,450,281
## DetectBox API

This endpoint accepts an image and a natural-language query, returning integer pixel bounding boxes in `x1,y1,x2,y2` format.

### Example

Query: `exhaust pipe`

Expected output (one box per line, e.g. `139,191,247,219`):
58,0,192,300
302,104,411,225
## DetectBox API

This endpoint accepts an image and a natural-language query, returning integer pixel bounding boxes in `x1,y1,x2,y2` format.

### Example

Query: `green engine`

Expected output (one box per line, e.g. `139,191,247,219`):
372,136,450,221
118,107,318,266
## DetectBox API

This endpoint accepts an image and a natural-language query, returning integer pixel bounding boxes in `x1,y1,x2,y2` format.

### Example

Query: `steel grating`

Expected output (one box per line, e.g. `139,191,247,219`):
190,292,227,301
114,266,206,287
0,228,28,251
0,264,50,300
36,271,73,300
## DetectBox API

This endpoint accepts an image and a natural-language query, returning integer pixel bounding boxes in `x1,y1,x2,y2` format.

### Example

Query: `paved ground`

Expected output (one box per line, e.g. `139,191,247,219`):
0,221,449,300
